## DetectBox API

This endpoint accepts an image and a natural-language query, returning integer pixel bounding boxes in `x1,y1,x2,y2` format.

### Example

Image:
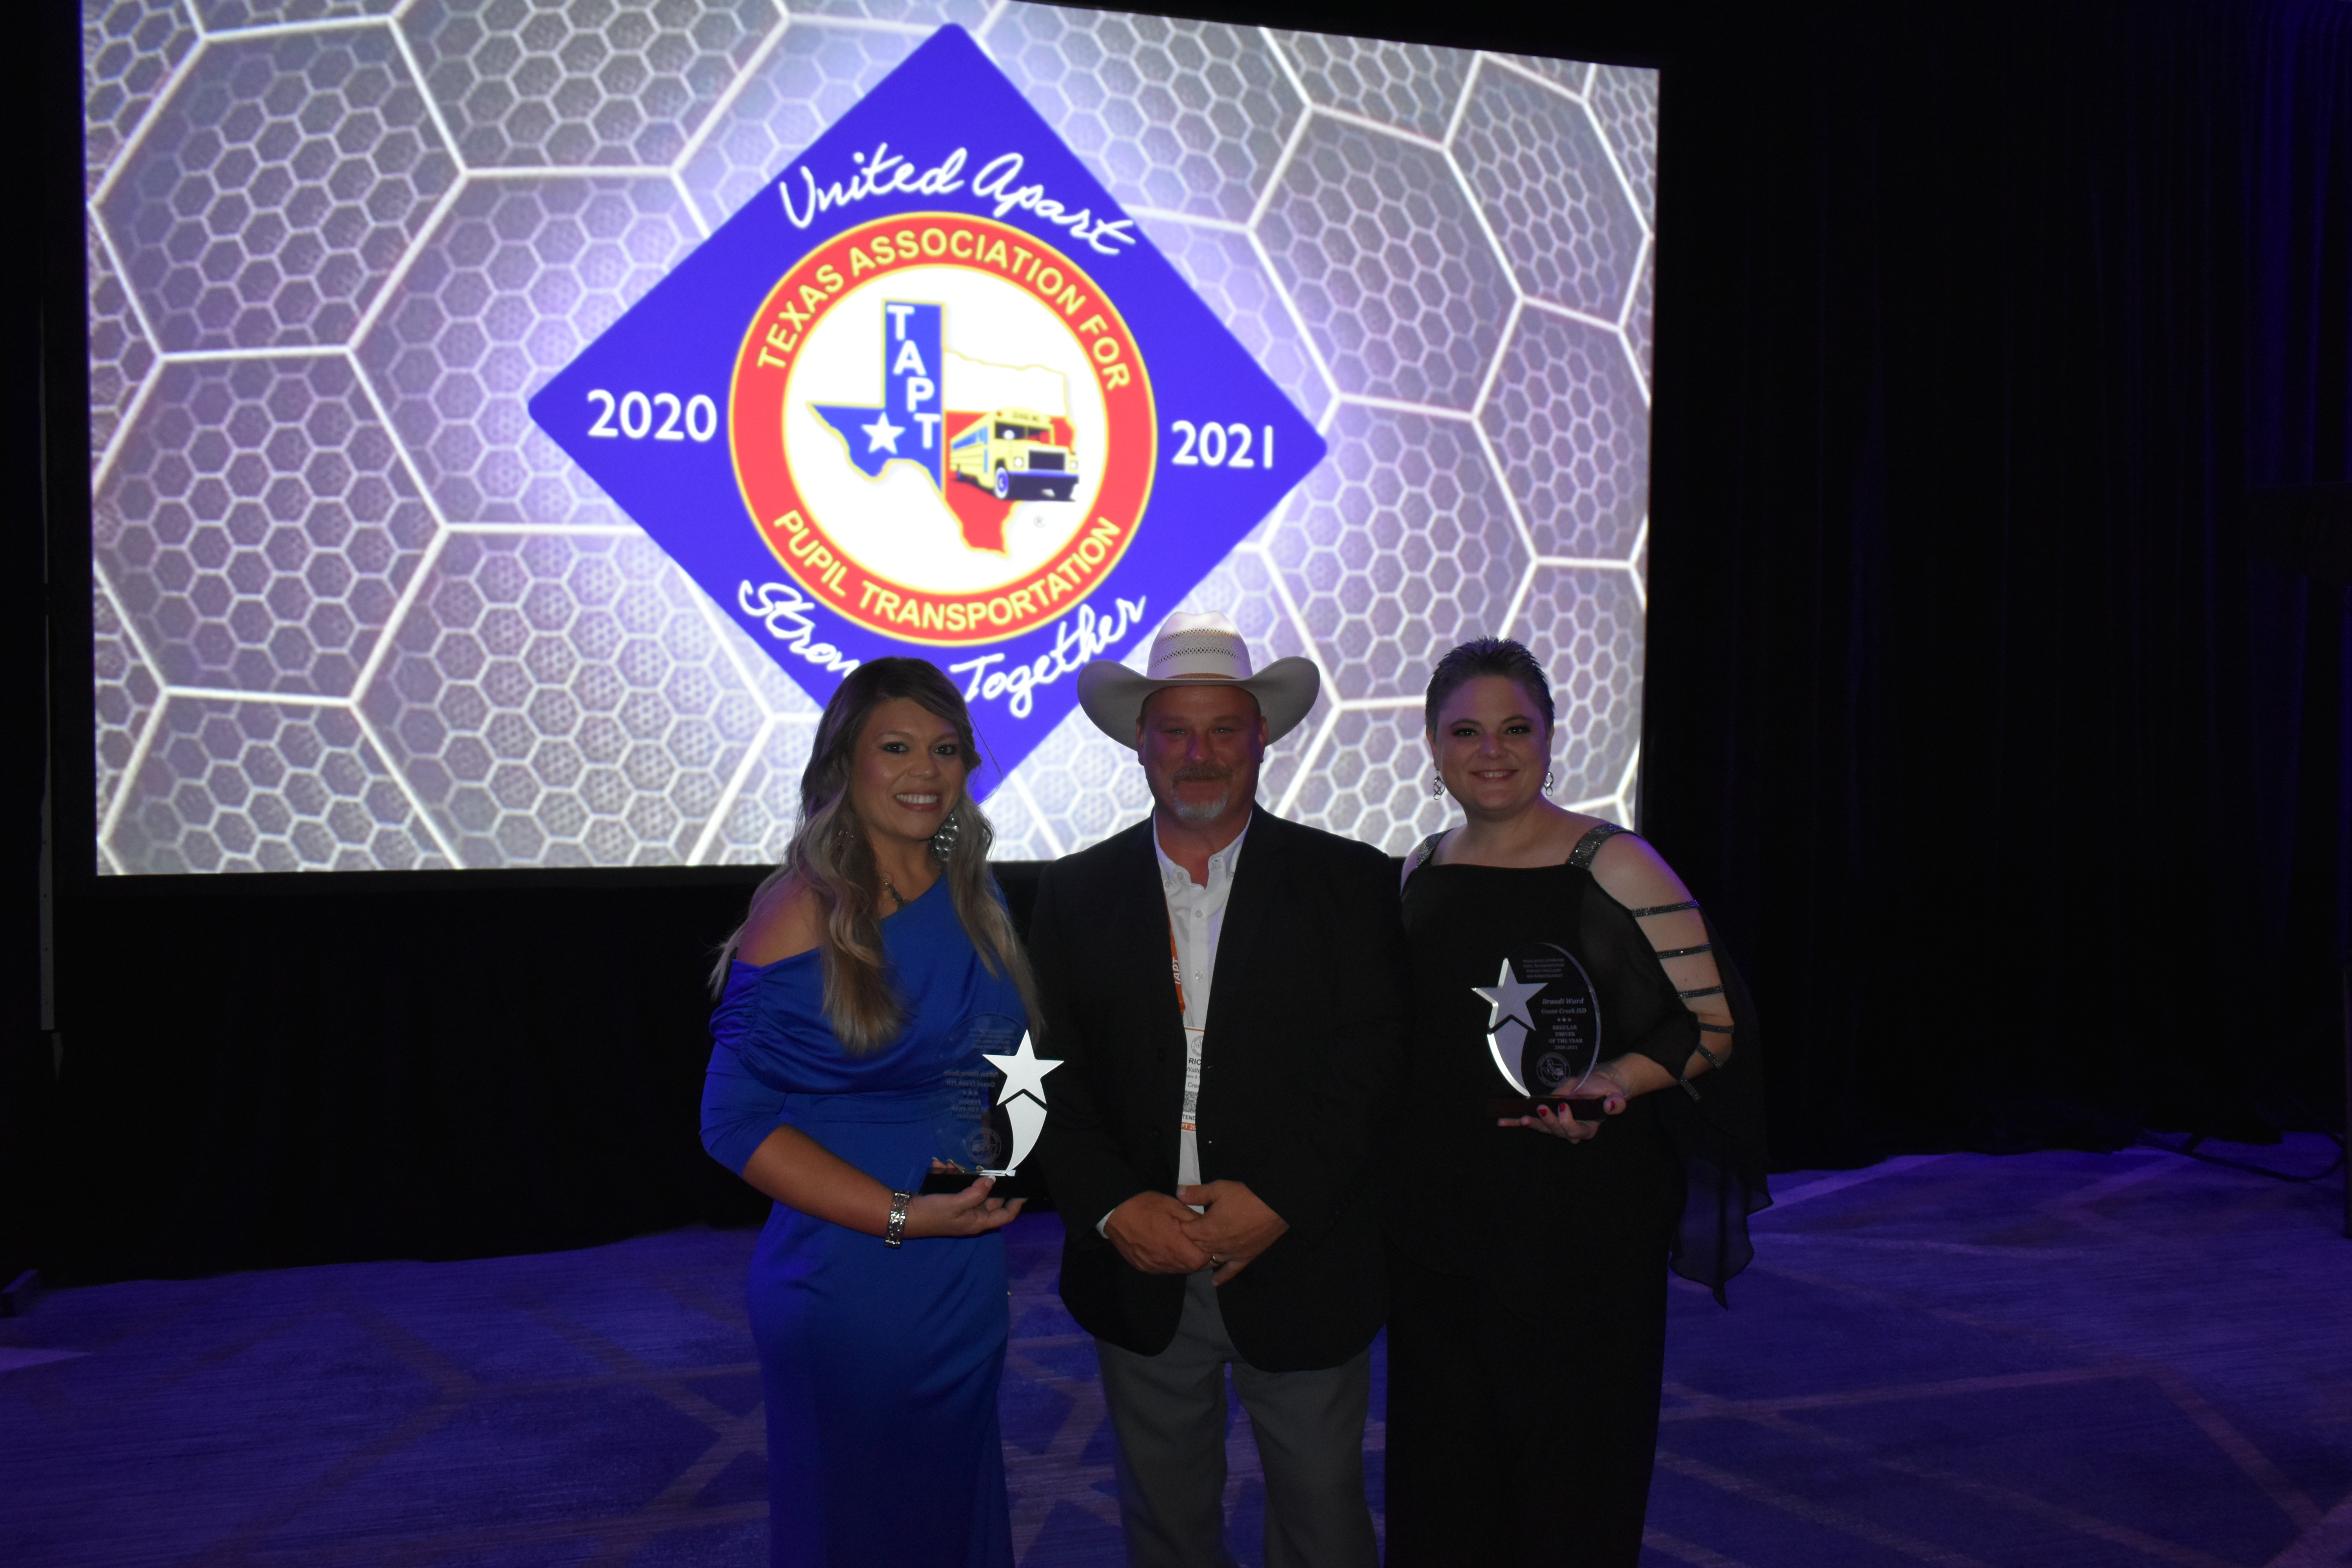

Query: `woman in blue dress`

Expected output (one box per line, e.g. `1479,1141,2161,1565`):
701,657,1036,1568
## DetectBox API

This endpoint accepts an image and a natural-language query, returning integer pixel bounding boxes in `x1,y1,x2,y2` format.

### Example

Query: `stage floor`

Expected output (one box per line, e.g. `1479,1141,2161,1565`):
2,1139,2346,1566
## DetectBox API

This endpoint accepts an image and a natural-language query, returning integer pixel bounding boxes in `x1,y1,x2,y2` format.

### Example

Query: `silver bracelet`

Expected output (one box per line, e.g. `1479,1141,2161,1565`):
885,1191,913,1248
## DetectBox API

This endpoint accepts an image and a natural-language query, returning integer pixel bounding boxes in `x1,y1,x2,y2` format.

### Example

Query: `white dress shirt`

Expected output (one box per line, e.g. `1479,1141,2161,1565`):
1098,815,1250,1235
1156,817,1248,1200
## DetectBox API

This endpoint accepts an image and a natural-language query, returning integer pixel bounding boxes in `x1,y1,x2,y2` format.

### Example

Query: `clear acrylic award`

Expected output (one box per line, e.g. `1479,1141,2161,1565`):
921,1011,1058,1200
1475,943,1612,1122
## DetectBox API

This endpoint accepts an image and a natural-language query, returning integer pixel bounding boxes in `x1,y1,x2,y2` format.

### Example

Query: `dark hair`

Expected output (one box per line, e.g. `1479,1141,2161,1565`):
1423,637,1555,736
713,658,1036,1051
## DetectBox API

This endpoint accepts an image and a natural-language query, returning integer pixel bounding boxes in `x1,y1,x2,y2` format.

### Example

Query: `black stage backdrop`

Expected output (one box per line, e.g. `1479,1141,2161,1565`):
12,0,2352,1284
1643,0,2352,1165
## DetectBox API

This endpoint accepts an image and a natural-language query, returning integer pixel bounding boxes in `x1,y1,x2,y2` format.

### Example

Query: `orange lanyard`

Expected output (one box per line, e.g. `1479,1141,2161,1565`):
1167,903,1202,1136
1166,909,1187,1017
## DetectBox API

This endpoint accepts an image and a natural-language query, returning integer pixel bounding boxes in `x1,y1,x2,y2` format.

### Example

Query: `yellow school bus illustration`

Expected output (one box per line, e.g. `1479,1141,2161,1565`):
947,408,1079,501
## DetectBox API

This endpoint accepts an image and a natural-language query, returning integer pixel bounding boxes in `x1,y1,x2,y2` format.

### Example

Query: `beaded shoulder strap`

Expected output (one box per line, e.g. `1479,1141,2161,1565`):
1399,831,1445,887
1565,820,1627,869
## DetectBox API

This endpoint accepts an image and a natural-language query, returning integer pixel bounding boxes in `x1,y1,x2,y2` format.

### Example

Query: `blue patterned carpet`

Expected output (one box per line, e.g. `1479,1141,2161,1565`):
3,1140,2347,1566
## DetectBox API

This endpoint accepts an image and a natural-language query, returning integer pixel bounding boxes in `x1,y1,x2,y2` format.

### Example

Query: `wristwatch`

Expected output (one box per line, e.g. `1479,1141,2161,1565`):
885,1190,913,1248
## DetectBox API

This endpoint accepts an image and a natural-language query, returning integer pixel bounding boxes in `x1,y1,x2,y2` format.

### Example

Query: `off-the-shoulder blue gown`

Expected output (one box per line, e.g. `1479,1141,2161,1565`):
702,877,1025,1568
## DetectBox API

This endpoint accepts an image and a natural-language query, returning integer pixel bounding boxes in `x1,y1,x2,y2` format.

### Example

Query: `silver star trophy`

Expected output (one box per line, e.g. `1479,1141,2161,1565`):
923,1012,1060,1199
1474,944,1610,1122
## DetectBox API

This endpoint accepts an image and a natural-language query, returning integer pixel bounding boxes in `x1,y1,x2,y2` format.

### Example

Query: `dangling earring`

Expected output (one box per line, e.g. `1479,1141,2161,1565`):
1430,773,1446,800
1543,769,1555,794
929,807,962,862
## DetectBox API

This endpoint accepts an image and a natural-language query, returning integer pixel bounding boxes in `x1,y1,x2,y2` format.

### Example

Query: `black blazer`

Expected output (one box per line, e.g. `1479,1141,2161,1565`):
1029,808,1406,1371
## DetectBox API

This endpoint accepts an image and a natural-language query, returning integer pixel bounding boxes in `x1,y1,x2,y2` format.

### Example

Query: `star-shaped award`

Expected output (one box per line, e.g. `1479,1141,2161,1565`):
1473,960,1545,1032
982,1032,1062,1107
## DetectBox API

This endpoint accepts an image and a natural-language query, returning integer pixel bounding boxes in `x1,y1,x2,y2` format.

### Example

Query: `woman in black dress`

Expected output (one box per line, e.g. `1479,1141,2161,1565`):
1384,638,1769,1567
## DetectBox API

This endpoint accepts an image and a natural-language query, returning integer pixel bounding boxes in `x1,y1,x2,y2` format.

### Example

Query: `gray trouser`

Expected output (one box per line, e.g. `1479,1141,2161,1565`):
1094,1269,1379,1568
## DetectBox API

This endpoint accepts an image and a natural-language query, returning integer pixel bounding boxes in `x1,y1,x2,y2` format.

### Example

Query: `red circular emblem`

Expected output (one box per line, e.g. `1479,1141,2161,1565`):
728,213,1155,645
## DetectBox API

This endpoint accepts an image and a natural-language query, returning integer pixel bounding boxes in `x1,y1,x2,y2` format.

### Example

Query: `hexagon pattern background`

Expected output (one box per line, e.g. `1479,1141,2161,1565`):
84,0,1655,873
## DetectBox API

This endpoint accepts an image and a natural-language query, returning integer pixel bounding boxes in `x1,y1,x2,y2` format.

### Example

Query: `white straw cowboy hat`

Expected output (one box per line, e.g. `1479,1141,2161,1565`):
1076,611,1321,748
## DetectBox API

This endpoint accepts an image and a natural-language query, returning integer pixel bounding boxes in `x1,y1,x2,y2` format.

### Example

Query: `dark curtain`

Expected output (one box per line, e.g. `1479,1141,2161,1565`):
38,866,1050,1283
45,875,772,1281
1642,0,2352,1167
2,0,75,1296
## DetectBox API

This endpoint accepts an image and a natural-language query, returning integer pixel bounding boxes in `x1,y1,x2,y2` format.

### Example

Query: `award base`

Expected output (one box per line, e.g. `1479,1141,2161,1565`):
919,1167,1041,1201
1486,1096,1615,1123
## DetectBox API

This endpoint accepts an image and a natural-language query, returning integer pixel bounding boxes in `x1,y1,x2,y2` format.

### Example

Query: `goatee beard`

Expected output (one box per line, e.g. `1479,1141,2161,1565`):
1169,788,1232,824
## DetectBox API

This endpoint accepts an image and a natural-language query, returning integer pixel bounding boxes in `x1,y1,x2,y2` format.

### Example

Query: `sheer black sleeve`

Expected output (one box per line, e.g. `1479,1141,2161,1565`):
1650,912,1771,1302
1575,823,1772,1302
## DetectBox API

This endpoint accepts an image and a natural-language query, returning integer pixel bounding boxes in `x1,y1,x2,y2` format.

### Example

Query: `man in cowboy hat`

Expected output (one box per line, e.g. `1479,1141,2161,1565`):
1029,611,1404,1568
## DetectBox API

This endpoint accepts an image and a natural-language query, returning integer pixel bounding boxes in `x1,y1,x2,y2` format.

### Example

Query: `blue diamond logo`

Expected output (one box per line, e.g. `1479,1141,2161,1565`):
529,24,1325,799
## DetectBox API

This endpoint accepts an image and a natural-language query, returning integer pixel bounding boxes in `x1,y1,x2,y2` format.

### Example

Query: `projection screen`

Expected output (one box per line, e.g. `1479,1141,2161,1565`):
83,3,1657,873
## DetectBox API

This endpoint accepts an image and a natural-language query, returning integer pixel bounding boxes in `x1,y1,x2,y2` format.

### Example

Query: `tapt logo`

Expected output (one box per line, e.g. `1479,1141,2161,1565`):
728,214,1156,645
531,24,1323,793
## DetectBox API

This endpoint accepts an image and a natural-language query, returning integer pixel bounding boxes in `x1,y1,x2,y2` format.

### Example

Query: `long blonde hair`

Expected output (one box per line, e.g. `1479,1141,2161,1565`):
711,658,1039,1054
